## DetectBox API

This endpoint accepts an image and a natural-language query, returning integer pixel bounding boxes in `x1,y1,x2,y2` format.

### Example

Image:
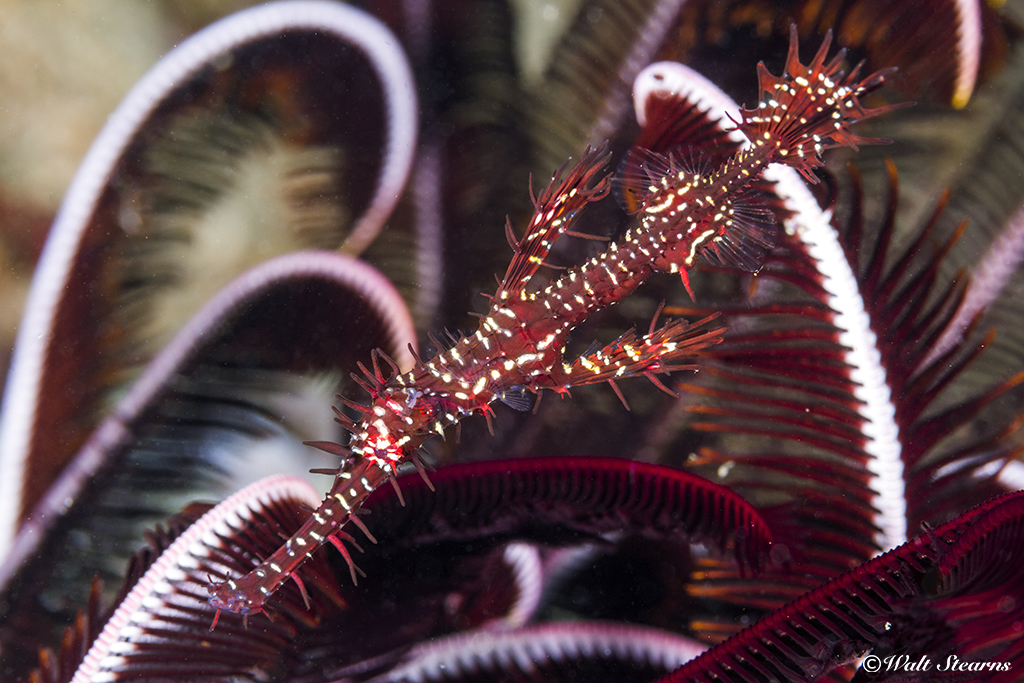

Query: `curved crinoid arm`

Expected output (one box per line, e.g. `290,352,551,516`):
362,456,773,574
364,623,706,683
657,490,1024,683
566,314,725,398
738,26,910,182
52,477,347,683
496,146,611,298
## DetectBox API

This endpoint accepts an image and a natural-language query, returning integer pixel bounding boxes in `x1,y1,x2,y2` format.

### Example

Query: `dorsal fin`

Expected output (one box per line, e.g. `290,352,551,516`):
617,63,747,215
612,147,675,215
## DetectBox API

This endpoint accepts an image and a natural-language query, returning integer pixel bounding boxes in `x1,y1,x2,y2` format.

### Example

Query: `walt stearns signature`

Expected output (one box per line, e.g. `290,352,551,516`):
862,653,1012,675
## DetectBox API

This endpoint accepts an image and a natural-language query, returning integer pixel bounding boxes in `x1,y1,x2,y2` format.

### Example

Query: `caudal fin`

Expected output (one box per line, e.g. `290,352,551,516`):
739,26,909,182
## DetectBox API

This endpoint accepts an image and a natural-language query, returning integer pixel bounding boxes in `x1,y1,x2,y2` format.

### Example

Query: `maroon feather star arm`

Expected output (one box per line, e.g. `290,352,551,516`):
37,458,771,682
656,490,1024,683
207,28,902,617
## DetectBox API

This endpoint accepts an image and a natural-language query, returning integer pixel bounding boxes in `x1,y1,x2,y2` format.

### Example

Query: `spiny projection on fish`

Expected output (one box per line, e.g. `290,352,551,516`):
207,27,904,620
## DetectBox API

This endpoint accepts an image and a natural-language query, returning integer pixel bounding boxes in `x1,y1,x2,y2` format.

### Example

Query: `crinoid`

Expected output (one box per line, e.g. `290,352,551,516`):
1,2,1022,682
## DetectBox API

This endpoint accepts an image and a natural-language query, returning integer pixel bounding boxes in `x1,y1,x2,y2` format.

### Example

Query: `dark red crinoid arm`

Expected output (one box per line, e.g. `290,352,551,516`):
361,456,773,574
657,491,1024,683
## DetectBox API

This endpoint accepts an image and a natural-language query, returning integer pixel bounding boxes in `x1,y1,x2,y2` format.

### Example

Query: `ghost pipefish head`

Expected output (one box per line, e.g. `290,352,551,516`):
208,573,270,616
